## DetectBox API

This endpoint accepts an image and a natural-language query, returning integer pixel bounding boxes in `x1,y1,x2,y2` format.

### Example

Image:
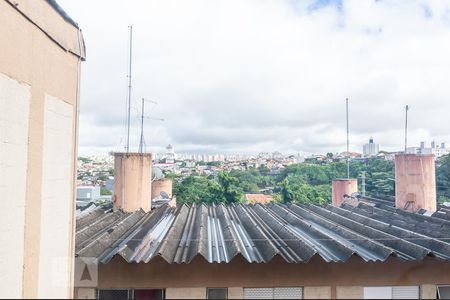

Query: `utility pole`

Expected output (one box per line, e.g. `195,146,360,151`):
346,98,350,178
139,98,145,153
126,25,133,153
361,171,366,197
404,105,409,153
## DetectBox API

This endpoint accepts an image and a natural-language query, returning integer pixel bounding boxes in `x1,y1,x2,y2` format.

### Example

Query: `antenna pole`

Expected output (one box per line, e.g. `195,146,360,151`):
361,171,366,197
404,105,409,153
126,25,133,153
139,98,145,153
346,98,350,178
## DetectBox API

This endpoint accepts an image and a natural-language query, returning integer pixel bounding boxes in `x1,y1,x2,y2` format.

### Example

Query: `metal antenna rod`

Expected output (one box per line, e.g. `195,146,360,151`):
404,105,409,153
139,98,145,153
126,25,133,153
346,98,350,178
361,171,366,197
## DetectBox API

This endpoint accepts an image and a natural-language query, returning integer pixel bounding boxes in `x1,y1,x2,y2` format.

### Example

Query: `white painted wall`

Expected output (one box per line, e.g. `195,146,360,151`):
38,95,74,299
0,73,31,298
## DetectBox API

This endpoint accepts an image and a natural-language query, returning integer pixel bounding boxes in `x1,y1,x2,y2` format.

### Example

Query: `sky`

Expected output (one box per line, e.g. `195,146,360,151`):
58,0,450,156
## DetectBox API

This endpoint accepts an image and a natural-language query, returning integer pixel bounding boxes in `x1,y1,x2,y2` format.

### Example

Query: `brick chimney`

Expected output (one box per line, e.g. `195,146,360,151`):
332,178,358,207
395,154,436,213
113,152,152,212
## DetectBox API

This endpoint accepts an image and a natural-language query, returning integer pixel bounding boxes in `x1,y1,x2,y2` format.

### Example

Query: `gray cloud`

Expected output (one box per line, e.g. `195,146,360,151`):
60,0,450,155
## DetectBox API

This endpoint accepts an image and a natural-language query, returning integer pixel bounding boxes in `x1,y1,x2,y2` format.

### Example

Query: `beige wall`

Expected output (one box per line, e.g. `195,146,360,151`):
336,286,363,299
166,287,206,299
0,0,84,298
0,73,31,298
228,287,244,299
38,95,75,298
304,286,332,299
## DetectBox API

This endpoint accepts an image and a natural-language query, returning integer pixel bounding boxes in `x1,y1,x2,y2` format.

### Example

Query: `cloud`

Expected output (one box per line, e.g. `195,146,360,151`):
59,0,450,155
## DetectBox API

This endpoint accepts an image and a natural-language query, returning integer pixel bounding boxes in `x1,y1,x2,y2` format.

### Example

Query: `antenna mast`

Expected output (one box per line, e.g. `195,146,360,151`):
346,98,350,178
139,98,145,153
404,105,409,153
126,25,133,153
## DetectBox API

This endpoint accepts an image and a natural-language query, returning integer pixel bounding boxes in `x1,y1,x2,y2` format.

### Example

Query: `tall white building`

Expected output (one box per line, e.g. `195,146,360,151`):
363,138,380,156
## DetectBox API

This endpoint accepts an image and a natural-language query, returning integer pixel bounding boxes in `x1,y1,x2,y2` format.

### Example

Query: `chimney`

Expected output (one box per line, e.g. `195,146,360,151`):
394,154,436,213
420,141,425,149
113,152,152,212
332,178,358,207
442,142,446,149
151,178,173,200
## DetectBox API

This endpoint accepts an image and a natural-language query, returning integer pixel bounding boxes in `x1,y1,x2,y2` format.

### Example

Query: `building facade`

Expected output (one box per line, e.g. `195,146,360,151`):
0,0,85,298
363,137,380,157
407,141,449,158
75,202,450,299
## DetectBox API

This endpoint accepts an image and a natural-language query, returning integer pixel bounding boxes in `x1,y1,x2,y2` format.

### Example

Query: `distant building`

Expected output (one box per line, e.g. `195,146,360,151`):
76,186,101,202
363,138,380,156
407,141,449,158
244,194,273,204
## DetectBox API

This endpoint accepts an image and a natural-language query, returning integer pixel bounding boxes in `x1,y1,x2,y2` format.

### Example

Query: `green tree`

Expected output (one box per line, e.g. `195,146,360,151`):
437,154,450,202
218,171,243,204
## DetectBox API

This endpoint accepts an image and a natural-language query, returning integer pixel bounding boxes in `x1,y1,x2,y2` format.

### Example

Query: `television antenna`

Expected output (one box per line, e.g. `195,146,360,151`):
138,98,164,153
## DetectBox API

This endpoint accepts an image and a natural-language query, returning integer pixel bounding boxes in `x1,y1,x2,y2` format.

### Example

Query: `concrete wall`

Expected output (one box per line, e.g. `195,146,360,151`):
0,73,31,298
395,154,437,212
0,0,84,297
332,179,358,206
114,153,152,212
38,95,74,298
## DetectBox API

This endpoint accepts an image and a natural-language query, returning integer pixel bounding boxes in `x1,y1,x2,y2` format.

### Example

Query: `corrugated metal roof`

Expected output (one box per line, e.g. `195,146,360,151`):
76,202,450,264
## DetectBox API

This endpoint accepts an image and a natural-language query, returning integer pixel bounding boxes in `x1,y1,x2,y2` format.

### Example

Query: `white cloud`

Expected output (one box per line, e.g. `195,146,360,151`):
59,0,450,155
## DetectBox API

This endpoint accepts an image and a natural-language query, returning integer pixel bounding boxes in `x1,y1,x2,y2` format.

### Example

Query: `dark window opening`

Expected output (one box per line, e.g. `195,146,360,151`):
97,289,165,300
207,288,228,299
98,289,130,300
134,289,165,300
438,286,450,299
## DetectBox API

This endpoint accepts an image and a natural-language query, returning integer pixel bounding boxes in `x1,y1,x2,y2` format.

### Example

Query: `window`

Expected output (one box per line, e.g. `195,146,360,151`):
207,288,228,299
438,286,450,299
244,287,303,299
363,286,419,299
98,289,131,300
97,289,165,300
133,289,165,300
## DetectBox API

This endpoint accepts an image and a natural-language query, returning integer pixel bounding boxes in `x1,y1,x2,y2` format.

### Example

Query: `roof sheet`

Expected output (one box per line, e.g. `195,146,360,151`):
76,202,450,264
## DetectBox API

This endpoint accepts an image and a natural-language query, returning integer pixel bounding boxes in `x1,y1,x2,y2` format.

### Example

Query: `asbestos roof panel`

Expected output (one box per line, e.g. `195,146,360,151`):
75,203,450,264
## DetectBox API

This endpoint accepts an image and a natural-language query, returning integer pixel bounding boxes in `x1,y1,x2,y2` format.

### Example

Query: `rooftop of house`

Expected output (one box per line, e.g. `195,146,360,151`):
76,199,450,265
